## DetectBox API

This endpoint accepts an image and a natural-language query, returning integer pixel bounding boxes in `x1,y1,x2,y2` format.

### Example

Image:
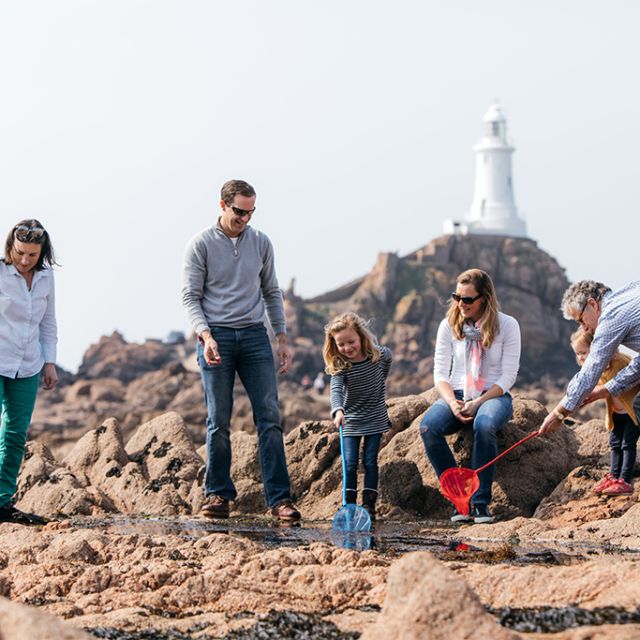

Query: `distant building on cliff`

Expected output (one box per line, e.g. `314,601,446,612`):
444,103,528,238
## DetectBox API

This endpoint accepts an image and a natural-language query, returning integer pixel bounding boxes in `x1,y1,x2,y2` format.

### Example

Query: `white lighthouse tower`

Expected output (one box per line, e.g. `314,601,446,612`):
444,103,527,237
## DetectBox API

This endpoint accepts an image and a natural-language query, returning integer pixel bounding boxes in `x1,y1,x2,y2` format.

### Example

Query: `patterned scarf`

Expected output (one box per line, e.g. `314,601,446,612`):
462,321,486,401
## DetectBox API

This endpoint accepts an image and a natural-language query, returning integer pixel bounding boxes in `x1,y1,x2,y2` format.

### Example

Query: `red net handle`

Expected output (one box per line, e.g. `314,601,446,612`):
475,430,539,474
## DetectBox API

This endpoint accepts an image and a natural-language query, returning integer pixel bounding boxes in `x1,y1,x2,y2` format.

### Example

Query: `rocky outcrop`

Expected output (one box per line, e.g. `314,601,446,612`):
77,332,184,383
0,596,92,639
16,395,637,528
362,552,519,639
0,524,388,637
285,234,575,394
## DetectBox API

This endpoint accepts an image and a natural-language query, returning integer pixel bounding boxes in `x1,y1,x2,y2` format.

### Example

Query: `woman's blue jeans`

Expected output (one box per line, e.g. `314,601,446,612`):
419,391,512,506
342,433,382,500
197,324,292,508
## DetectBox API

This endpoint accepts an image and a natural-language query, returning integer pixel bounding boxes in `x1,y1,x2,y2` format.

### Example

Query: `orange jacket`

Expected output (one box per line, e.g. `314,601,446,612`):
598,352,640,430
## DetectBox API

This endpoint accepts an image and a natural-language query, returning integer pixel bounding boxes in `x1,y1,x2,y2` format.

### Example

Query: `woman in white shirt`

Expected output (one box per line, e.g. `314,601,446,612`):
0,220,58,525
420,268,521,524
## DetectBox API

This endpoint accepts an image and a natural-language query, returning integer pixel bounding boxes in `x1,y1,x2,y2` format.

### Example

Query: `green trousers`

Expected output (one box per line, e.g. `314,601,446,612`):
0,373,39,508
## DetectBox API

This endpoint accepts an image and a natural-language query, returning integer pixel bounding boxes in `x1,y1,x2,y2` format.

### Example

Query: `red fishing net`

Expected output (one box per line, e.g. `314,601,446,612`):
439,467,480,515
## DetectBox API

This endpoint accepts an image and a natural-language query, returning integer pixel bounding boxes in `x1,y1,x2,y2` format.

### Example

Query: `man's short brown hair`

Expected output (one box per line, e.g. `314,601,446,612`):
220,179,256,205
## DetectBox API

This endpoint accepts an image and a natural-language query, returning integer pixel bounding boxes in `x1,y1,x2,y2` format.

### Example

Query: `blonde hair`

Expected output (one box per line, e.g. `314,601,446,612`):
570,327,593,365
570,327,593,349
447,268,500,348
323,312,380,375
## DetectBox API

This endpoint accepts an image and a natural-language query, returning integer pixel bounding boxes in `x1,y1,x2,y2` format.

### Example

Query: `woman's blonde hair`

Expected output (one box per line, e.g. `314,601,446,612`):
323,312,380,375
447,268,500,348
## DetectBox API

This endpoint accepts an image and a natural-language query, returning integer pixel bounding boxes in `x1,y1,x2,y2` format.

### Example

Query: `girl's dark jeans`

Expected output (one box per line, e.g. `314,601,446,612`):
610,412,639,483
342,433,382,499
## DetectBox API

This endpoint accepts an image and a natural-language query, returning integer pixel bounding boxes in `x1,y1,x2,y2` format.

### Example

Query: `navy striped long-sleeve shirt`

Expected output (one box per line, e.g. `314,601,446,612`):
563,280,640,411
330,346,392,436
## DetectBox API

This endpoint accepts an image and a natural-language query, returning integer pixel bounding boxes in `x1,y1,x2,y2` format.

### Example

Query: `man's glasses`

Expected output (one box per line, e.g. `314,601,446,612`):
14,224,45,243
451,293,483,305
230,205,255,219
576,299,590,326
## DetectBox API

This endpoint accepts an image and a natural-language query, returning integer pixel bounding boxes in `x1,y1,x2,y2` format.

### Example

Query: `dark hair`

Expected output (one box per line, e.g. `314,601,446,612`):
220,179,256,205
4,219,57,271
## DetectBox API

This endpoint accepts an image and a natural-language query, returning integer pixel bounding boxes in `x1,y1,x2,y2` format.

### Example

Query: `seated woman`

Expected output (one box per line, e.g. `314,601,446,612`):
419,268,521,524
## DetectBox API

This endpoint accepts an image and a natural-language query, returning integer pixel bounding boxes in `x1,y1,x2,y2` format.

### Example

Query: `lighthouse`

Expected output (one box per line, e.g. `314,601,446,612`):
444,103,527,237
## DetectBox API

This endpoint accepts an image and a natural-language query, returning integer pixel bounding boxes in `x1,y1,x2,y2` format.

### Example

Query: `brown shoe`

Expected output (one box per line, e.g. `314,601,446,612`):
270,500,301,521
201,495,230,518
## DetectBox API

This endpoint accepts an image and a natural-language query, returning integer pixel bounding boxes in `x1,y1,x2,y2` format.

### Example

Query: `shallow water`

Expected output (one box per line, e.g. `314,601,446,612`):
71,515,636,564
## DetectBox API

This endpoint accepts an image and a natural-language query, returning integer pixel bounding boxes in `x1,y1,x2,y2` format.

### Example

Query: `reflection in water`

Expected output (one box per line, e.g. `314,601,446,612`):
331,530,373,551
71,516,636,561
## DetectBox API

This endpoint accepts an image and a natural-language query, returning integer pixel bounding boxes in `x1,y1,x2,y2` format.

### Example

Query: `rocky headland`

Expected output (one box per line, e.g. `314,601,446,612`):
2,234,638,639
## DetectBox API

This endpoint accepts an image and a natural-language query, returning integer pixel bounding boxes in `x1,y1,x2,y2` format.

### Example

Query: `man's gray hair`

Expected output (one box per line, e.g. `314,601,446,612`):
561,280,611,320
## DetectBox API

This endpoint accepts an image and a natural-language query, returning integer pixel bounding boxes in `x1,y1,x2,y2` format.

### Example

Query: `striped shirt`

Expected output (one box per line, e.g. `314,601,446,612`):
330,346,392,436
563,280,640,412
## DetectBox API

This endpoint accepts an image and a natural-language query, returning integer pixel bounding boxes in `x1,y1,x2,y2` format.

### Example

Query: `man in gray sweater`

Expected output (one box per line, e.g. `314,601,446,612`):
181,179,300,521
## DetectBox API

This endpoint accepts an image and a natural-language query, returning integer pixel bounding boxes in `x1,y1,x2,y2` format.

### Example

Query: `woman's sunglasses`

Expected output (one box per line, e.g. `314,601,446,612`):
451,293,483,305
14,224,46,243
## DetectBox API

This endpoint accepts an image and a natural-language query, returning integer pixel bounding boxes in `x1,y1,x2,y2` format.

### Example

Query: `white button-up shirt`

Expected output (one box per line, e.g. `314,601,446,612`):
0,260,57,378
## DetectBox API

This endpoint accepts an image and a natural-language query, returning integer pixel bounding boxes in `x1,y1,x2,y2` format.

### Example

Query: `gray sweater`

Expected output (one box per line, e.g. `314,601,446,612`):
181,222,286,337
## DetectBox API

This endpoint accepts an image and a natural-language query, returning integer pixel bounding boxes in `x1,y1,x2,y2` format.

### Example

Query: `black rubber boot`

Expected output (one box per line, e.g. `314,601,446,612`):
0,504,49,526
345,489,358,505
362,489,377,522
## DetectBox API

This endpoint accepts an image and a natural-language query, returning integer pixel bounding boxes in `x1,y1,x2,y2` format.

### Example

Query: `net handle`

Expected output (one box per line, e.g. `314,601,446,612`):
339,425,347,507
475,430,539,474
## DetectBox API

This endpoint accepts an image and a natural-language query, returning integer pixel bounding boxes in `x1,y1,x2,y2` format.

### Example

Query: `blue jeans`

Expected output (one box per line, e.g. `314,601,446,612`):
342,434,382,500
419,390,513,506
197,324,292,508
610,412,640,483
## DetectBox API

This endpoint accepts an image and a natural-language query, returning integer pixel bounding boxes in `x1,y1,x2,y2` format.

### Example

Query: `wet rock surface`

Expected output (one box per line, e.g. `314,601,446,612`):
0,514,638,639
86,610,360,639
490,605,640,633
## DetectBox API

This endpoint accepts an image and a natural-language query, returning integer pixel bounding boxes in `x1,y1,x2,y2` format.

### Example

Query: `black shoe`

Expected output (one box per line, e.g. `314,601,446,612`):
0,504,49,526
450,507,473,523
471,504,495,524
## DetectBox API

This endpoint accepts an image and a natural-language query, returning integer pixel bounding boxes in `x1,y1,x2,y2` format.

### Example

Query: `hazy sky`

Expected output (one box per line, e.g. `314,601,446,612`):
1,1,638,371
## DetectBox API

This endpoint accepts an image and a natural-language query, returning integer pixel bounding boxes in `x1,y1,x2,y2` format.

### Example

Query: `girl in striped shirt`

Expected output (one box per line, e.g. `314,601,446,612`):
323,312,392,521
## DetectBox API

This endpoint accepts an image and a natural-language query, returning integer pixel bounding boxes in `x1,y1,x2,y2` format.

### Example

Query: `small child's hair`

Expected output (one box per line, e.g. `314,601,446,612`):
323,312,380,375
570,327,593,348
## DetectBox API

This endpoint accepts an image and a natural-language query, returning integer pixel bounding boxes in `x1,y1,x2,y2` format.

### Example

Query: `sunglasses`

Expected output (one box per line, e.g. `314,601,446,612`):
451,293,483,305
230,205,256,219
14,224,46,243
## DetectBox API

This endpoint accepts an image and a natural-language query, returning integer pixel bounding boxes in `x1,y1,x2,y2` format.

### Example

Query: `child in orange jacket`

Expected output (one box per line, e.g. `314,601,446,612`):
571,328,640,496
